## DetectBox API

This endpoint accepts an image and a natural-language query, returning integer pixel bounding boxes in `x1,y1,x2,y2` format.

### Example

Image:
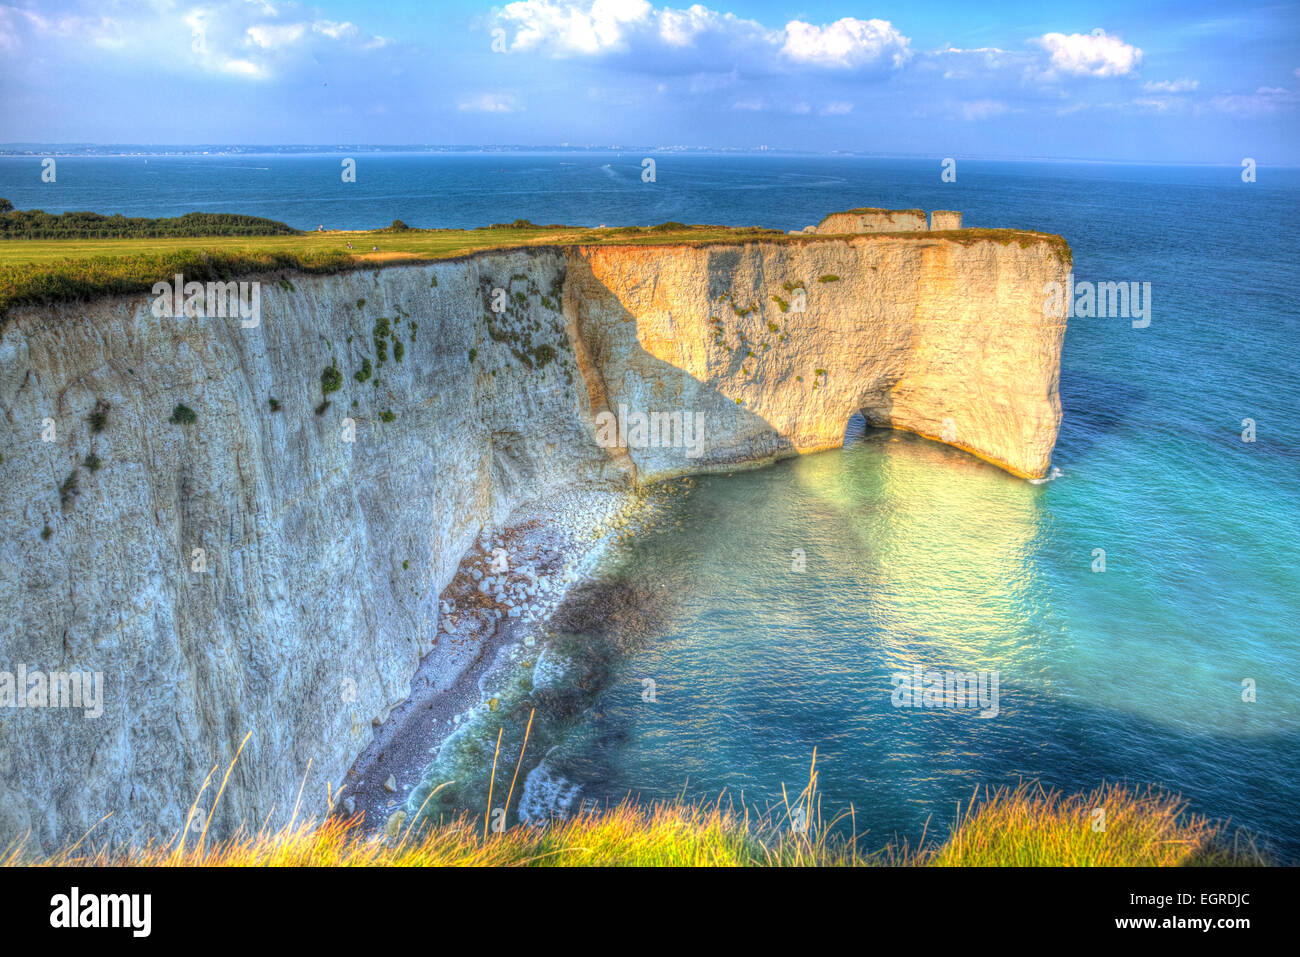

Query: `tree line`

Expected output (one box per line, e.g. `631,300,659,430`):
0,200,299,239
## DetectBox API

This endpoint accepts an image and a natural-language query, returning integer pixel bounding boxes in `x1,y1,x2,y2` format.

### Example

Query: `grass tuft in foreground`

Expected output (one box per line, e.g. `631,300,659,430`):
926,781,1265,867
2,745,1266,866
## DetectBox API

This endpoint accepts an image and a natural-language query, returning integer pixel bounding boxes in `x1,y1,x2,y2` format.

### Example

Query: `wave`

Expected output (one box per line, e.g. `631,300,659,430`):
518,753,584,825
1029,465,1064,485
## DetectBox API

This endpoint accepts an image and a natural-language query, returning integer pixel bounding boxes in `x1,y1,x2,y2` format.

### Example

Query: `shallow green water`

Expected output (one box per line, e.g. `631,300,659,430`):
392,156,1300,857
497,427,1299,858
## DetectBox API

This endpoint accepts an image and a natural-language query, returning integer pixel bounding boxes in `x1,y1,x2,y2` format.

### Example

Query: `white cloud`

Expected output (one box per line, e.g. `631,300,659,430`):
3,1,390,82
657,4,732,47
1035,28,1142,77
312,20,359,41
820,101,853,115
959,99,1010,120
1132,96,1173,112
1209,86,1298,115
247,24,307,50
1143,78,1198,93
493,3,909,73
458,92,520,113
780,17,911,69
930,45,1029,79
937,45,1011,55
501,0,657,55
222,58,267,79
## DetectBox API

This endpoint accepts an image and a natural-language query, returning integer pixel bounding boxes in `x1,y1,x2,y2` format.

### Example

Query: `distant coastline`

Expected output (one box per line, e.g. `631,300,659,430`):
0,145,1283,167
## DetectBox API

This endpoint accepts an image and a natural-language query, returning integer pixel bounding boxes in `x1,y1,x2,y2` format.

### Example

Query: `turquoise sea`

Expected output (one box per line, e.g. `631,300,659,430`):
4,153,1297,857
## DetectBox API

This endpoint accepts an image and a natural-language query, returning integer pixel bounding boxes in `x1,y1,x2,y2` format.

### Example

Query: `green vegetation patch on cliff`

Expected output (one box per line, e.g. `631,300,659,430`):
320,364,343,396
0,248,353,328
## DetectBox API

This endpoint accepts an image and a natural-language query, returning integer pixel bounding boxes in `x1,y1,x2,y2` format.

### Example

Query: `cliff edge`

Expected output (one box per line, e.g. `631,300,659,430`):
0,217,1069,850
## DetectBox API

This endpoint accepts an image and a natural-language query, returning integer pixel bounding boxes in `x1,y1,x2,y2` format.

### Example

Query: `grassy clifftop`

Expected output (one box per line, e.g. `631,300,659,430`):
818,206,926,224
0,219,1071,324
0,223,777,324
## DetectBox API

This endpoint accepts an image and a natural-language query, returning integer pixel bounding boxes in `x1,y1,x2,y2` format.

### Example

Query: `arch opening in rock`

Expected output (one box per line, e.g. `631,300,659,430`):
842,411,869,446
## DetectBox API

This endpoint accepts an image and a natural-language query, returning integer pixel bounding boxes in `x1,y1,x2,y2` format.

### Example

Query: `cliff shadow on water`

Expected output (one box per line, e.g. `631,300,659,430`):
400,236,1062,828
404,256,818,826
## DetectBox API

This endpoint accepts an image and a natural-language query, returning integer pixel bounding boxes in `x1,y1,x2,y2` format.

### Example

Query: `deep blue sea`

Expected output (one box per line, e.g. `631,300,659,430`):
4,153,1297,858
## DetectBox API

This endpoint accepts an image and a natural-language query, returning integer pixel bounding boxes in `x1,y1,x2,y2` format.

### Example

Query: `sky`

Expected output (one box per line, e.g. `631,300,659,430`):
0,0,1297,163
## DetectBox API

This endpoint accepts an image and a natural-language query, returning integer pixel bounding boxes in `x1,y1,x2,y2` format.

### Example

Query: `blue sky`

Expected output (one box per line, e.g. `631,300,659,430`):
1,0,1296,162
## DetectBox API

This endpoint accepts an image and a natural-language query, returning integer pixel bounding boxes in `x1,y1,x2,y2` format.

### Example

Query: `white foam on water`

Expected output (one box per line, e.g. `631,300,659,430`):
1029,466,1064,485
531,645,568,693
518,754,583,826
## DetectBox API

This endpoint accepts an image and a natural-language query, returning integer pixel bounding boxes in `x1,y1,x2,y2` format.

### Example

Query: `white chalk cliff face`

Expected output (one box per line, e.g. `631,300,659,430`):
0,229,1069,850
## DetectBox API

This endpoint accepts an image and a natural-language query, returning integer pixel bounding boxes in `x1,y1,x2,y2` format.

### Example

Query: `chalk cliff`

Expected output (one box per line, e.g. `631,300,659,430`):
0,223,1069,850
815,207,928,233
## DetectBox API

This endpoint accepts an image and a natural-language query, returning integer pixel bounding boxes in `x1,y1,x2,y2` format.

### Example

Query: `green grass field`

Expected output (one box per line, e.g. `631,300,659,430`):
0,221,1070,324
0,223,781,324
0,223,786,266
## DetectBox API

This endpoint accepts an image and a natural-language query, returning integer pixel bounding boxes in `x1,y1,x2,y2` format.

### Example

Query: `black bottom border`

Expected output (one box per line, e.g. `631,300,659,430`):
0,864,1282,942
